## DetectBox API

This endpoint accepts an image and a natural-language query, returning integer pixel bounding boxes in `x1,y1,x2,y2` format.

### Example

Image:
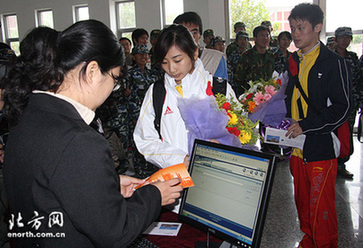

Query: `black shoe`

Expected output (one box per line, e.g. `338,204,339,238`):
337,168,354,179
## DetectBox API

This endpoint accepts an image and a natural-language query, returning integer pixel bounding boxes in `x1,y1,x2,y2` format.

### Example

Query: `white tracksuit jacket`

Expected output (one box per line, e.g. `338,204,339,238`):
133,58,238,168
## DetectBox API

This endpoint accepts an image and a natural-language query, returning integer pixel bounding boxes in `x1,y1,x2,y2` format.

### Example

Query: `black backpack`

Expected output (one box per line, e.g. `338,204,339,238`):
152,76,227,138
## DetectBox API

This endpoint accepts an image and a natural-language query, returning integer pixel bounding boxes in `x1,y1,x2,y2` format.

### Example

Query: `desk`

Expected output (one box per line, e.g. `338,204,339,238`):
146,209,222,248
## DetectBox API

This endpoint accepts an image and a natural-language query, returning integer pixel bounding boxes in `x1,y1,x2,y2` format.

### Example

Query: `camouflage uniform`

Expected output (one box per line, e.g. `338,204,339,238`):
234,46,275,96
273,48,291,74
334,49,360,127
357,55,363,110
97,77,131,174
226,41,252,59
128,65,162,178
227,47,245,94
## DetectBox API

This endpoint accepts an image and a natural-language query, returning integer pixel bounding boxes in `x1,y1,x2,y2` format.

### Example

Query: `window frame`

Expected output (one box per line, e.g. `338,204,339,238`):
35,8,54,28
1,13,20,53
161,0,184,28
73,4,89,23
115,0,136,38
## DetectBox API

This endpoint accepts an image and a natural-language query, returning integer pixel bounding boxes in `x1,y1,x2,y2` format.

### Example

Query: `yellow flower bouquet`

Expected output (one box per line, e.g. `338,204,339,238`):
215,93,260,145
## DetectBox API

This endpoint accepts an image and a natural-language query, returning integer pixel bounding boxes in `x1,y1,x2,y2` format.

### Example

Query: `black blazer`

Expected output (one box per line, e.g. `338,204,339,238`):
3,93,161,247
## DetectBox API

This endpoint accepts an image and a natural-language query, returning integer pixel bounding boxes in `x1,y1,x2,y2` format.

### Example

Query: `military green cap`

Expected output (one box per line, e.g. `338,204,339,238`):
236,30,249,40
261,20,272,27
210,36,225,47
203,29,214,39
234,22,246,30
335,27,353,37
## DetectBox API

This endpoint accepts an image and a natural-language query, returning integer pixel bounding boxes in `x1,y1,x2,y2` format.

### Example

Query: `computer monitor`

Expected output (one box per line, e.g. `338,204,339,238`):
178,139,276,248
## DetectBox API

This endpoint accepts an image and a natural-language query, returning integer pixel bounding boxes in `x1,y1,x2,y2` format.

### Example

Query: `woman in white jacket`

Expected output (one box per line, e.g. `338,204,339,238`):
133,24,238,169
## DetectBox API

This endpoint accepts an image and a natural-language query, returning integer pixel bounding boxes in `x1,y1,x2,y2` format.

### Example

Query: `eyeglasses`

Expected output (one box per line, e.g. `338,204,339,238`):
107,71,123,91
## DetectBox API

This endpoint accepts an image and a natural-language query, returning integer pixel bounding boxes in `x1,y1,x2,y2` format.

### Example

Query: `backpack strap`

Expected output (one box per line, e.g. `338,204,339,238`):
152,78,166,139
212,76,227,96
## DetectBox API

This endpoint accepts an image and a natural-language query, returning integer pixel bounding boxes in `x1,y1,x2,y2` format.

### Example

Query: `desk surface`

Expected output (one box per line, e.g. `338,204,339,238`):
146,209,222,248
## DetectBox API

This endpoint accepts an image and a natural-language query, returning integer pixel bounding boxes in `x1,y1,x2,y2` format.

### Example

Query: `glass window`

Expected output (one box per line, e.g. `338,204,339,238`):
162,0,184,26
4,14,19,39
74,5,89,22
117,0,136,29
37,9,54,28
228,0,312,39
326,0,363,58
326,0,363,33
3,14,20,55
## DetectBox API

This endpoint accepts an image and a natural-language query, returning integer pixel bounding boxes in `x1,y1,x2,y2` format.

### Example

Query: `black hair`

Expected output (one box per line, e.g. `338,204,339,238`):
278,31,292,41
154,24,197,66
253,25,269,38
3,26,59,125
131,28,149,46
3,20,124,126
119,37,132,46
173,11,203,36
288,3,324,29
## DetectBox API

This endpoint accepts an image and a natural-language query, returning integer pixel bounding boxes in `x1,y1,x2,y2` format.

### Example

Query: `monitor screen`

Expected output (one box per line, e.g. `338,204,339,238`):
178,139,276,248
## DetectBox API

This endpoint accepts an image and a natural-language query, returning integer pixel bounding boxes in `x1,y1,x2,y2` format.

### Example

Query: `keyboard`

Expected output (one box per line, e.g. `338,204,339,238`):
126,235,160,248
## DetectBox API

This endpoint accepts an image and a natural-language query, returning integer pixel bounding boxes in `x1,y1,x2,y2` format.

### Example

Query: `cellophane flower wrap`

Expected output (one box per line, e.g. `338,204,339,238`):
178,96,242,155
239,71,289,126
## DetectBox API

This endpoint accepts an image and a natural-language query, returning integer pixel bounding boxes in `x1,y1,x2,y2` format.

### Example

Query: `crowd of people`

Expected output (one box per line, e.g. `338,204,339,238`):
0,2,361,248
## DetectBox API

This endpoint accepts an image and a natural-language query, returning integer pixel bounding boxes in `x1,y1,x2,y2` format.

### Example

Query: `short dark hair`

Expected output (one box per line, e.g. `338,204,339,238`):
119,37,132,46
173,11,203,36
131,28,149,46
278,31,292,41
288,3,324,29
154,24,197,66
253,25,269,38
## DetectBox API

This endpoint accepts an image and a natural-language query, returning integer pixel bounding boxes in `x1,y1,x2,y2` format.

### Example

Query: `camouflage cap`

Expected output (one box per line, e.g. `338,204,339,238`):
326,36,335,44
234,22,246,30
335,27,353,37
150,29,161,39
131,45,150,55
261,20,272,27
203,29,214,38
210,36,225,47
236,30,249,40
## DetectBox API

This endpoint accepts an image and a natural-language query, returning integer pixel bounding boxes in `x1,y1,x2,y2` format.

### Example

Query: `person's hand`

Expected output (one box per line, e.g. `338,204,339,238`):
183,155,190,169
124,85,131,97
152,178,183,206
119,175,146,198
286,122,303,139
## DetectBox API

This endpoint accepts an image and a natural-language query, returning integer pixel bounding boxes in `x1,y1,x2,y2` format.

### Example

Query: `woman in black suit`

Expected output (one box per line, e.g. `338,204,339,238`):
2,20,182,247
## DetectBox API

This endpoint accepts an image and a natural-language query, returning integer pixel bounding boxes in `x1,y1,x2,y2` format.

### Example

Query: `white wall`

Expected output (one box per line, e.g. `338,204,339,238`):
0,0,227,42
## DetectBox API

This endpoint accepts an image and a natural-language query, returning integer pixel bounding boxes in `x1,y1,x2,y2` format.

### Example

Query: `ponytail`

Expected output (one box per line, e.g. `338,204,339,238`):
3,26,59,126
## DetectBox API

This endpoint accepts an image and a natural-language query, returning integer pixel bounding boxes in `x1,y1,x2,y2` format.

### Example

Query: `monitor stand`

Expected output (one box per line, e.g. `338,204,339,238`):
195,241,238,248
194,232,237,248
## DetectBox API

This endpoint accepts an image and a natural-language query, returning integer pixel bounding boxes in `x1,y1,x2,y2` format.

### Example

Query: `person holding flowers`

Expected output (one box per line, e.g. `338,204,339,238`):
133,24,239,169
285,4,351,247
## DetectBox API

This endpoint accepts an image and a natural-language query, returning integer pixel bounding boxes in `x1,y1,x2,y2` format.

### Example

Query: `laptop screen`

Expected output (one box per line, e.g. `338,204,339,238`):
179,139,276,248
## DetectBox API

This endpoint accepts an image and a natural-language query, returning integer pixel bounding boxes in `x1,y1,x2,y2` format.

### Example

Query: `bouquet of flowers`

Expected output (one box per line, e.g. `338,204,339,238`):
239,71,289,126
178,95,259,155
215,93,259,146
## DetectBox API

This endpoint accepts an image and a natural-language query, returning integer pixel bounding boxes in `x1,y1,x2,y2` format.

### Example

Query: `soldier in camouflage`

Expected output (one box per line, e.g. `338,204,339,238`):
234,25,274,97
261,20,278,48
203,29,215,49
227,30,249,94
273,31,292,74
129,45,162,178
226,22,252,58
334,27,360,179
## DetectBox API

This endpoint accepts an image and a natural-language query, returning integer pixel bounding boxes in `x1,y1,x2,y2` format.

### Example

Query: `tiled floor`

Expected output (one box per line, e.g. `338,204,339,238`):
260,137,363,247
